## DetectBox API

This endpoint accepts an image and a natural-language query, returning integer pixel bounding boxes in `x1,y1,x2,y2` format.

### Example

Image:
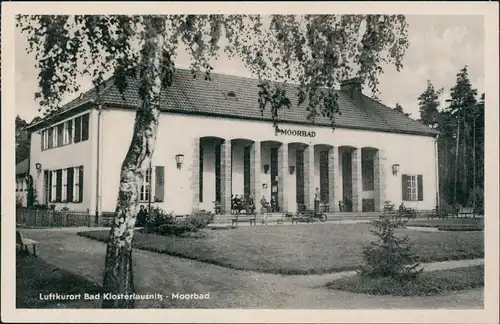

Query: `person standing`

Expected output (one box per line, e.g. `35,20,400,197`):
314,187,320,214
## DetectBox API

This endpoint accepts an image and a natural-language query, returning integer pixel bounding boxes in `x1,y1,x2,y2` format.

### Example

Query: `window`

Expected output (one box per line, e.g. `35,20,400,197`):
40,113,89,150
402,174,423,201
47,166,83,203
140,168,152,202
41,129,49,150
50,170,57,202
63,120,73,145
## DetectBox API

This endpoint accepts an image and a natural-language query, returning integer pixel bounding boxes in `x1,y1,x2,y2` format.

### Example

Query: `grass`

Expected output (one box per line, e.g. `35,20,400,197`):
326,265,484,296
77,223,484,275
16,253,101,308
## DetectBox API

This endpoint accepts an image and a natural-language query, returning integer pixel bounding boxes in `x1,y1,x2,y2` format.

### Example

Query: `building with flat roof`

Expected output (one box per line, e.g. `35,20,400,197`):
26,69,439,219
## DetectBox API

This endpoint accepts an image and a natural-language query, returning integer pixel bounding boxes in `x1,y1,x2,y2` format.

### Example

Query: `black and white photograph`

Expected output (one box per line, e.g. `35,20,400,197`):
1,1,499,323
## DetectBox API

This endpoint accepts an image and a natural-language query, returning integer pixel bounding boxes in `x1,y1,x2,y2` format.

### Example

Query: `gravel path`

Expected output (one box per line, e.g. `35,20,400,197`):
19,228,484,309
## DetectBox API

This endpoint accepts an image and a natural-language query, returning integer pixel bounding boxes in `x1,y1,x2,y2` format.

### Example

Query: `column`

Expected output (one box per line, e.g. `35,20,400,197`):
190,138,200,213
277,143,288,212
250,141,261,204
304,145,315,210
351,148,362,212
374,149,387,212
328,146,340,212
220,140,232,214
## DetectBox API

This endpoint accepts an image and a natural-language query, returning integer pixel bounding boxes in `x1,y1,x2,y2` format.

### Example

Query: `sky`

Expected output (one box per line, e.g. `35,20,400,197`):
14,15,485,122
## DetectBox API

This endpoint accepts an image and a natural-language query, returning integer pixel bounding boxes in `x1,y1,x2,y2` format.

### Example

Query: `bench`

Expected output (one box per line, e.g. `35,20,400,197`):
259,213,286,225
397,208,418,220
232,214,257,226
457,206,475,218
16,230,40,256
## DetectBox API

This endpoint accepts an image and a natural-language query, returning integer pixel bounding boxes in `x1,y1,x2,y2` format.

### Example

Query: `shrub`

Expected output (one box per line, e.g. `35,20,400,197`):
184,211,213,229
157,223,197,236
358,213,422,281
143,206,175,233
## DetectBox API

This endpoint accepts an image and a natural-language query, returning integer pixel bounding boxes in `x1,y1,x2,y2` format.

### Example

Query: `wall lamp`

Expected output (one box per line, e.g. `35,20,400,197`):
263,164,270,174
35,163,42,173
175,154,184,170
392,164,400,176
289,165,295,175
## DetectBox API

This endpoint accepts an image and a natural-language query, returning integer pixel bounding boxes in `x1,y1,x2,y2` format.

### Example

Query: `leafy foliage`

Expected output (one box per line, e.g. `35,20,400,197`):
358,212,422,280
17,14,409,128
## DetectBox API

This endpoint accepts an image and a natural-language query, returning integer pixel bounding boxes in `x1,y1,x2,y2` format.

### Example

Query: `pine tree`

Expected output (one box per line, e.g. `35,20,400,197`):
394,103,411,117
417,80,443,128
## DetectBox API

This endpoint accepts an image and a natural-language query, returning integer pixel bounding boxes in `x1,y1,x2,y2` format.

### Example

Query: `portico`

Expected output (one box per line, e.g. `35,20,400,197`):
195,134,385,215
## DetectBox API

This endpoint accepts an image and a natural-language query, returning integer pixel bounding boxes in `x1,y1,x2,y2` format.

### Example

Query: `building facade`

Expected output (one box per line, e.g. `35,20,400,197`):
26,70,440,217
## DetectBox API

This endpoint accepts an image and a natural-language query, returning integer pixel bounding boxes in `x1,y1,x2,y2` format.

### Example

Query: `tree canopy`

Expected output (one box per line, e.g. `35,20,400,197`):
17,14,409,127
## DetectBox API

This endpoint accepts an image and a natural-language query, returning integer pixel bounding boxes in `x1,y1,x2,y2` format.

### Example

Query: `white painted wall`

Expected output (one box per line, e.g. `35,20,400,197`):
29,110,96,212
30,106,435,216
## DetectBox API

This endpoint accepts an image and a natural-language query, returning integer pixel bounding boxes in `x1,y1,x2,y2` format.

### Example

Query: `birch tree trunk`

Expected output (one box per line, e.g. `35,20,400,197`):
101,17,165,309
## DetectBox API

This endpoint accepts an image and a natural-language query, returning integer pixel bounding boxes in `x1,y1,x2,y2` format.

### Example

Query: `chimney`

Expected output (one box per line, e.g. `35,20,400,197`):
340,78,362,100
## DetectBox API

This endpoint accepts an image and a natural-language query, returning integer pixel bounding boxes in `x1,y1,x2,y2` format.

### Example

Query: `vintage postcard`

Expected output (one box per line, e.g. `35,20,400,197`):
1,1,498,323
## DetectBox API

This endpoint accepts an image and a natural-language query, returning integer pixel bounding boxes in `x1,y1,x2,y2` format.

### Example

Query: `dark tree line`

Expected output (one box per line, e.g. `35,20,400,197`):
417,66,484,213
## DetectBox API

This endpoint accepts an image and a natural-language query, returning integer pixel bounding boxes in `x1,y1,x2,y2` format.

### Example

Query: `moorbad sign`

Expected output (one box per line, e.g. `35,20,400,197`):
275,127,316,138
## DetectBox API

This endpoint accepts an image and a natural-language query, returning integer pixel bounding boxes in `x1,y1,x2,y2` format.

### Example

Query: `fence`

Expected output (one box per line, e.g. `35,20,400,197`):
16,208,106,228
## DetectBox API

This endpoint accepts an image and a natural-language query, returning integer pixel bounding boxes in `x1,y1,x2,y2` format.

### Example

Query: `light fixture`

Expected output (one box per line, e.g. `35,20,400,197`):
289,165,295,175
392,164,400,176
35,163,42,173
263,164,270,174
175,154,184,170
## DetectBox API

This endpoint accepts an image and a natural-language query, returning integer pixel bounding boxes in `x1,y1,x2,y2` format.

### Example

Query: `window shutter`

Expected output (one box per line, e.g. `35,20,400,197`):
81,114,89,141
56,170,62,202
79,166,84,202
41,131,44,151
68,120,73,144
401,174,408,201
74,116,82,143
417,175,423,201
67,167,74,202
49,171,52,202
57,124,64,146
48,128,53,149
155,166,165,202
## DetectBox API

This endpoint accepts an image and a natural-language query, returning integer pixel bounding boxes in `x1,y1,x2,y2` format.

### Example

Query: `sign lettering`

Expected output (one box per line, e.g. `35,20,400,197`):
275,127,316,138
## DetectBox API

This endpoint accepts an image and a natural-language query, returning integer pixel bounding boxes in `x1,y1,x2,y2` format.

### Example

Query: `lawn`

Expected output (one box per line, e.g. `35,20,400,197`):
17,254,101,308
327,265,484,296
78,223,484,275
